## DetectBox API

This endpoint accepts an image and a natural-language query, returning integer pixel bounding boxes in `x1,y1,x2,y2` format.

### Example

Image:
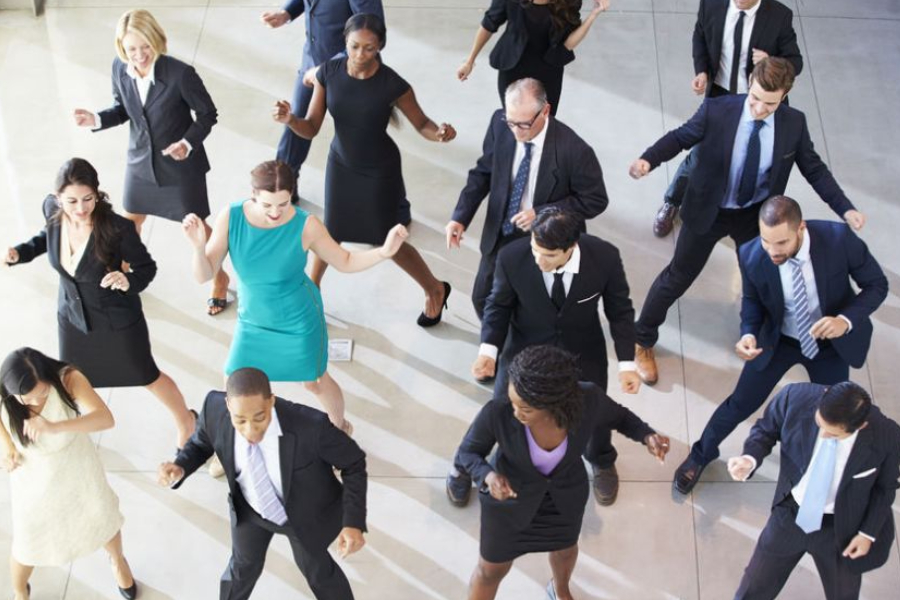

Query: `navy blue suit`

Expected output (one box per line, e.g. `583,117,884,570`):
734,383,900,599
691,221,887,466
277,0,384,179
636,94,857,348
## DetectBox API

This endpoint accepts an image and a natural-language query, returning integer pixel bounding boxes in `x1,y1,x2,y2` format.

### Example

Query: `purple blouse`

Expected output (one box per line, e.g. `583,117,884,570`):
525,426,568,476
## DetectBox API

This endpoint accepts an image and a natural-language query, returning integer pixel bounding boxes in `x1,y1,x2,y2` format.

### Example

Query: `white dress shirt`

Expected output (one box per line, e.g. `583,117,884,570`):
479,244,636,372
234,409,285,513
509,119,548,213
715,0,762,94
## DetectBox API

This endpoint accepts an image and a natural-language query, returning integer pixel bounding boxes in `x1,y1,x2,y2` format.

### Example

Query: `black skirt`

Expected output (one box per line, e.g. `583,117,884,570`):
58,316,160,388
479,490,582,563
123,168,210,221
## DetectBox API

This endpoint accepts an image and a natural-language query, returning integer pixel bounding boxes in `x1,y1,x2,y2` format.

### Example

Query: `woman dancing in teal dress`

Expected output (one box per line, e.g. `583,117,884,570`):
182,160,406,433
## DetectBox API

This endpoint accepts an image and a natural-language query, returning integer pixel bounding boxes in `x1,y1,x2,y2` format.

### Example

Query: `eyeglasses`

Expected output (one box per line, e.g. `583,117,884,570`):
502,106,545,130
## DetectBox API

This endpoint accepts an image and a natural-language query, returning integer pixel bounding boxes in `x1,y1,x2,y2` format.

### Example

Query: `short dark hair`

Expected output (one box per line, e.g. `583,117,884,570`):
226,368,272,400
344,13,386,49
250,160,295,196
531,207,580,251
508,345,583,431
759,195,803,229
750,56,795,95
818,382,872,433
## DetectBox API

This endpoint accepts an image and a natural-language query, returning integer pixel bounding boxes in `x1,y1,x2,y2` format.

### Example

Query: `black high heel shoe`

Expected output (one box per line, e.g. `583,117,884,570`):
417,281,451,328
119,581,138,600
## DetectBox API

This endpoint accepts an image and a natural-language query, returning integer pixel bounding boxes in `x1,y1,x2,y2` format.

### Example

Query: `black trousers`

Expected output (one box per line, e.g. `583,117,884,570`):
735,499,862,600
472,231,529,320
221,496,353,600
635,204,762,348
691,337,848,465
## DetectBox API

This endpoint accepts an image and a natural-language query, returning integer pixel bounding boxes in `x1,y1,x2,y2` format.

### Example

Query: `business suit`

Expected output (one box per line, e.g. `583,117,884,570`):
734,383,900,598
13,196,160,388
690,221,887,466
663,0,803,211
452,109,608,318
635,94,856,348
97,54,217,220
481,0,581,114
277,0,384,180
173,392,367,600
457,382,654,562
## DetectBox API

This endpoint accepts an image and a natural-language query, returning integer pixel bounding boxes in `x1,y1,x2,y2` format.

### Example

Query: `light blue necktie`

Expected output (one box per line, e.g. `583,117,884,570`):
247,442,288,525
788,258,819,360
795,437,838,533
502,142,534,236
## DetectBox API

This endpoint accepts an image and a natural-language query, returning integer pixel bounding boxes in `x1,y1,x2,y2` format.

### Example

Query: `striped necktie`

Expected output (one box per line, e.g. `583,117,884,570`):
788,257,819,359
246,442,288,525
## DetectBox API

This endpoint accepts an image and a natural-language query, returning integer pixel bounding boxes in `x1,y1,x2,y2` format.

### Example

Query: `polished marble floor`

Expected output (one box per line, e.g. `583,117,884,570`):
0,1,899,598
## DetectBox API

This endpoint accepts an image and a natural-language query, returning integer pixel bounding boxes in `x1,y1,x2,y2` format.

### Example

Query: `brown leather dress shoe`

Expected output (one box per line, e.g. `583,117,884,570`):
673,456,706,495
635,344,659,385
592,465,619,506
653,202,679,238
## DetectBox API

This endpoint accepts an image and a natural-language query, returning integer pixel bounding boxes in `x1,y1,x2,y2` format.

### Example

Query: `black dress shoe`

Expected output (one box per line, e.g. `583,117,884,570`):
417,281,451,328
119,581,138,600
653,202,679,238
673,456,706,495
445,472,472,507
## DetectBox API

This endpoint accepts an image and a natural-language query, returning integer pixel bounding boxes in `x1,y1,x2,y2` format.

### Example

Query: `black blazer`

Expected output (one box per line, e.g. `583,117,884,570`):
640,94,855,235
96,54,217,187
173,392,367,550
458,383,654,533
739,220,887,370
13,196,156,334
744,382,900,574
453,110,608,256
482,0,581,70
482,234,635,388
692,0,802,96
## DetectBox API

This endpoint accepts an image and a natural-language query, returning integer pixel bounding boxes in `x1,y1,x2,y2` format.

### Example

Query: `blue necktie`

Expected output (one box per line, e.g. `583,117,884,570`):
795,437,838,533
737,120,765,206
788,258,819,359
503,142,534,236
246,442,288,525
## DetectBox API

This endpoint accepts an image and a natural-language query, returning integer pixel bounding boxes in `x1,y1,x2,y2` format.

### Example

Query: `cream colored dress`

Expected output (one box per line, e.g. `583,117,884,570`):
1,385,123,566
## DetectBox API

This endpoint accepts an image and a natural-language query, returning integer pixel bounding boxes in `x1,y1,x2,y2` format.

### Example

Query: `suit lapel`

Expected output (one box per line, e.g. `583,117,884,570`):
710,0,728,70
276,402,296,501
220,418,238,494
73,233,97,277
143,57,168,113
807,226,829,313
760,251,784,324
837,426,874,496
768,107,788,187
799,415,820,474
722,99,746,176
525,260,557,313
497,128,516,210
746,1,769,76
532,120,558,208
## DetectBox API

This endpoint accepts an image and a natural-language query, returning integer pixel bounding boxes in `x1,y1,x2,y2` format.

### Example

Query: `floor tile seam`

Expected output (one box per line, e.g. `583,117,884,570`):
794,16,834,191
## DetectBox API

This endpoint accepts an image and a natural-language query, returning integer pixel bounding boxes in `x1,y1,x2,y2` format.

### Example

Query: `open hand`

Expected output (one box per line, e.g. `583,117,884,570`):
337,527,366,558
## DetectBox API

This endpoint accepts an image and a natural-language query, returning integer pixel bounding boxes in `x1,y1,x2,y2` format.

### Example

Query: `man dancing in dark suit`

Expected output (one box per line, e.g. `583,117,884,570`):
673,195,887,493
158,367,367,599
446,77,608,322
727,381,900,599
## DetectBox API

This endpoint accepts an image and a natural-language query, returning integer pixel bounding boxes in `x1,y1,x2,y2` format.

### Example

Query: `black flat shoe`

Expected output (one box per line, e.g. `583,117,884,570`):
119,581,138,600
417,281,451,328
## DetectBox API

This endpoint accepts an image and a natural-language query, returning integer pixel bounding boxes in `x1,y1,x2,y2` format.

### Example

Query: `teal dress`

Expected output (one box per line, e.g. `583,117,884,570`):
224,200,328,380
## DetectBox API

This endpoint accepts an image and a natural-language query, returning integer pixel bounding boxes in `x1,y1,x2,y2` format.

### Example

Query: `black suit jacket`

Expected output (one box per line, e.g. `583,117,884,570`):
174,392,367,550
744,382,900,574
96,55,217,187
458,383,654,532
640,94,855,235
739,220,887,370
453,110,608,256
693,0,802,96
482,234,635,387
13,196,156,334
482,0,581,70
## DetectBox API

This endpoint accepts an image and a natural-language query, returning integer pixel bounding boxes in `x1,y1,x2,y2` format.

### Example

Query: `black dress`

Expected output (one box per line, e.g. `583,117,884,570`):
456,384,655,563
316,57,412,245
13,197,161,387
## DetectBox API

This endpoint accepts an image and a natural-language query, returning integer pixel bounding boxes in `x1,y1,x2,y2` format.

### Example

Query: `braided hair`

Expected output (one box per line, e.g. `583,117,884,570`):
508,345,583,431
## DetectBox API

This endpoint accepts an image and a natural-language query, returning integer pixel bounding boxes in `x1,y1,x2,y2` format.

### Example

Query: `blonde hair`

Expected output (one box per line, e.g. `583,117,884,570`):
115,9,167,63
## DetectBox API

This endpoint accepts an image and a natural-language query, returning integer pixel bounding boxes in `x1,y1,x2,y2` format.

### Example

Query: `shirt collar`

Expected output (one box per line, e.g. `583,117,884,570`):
741,97,776,128
730,0,762,18
819,428,858,448
794,226,811,263
555,243,581,276
125,60,156,85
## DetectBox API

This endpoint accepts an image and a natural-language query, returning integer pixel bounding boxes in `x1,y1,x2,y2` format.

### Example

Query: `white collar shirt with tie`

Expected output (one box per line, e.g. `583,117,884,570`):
509,118,549,213
234,407,285,511
715,0,762,94
777,229,823,340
